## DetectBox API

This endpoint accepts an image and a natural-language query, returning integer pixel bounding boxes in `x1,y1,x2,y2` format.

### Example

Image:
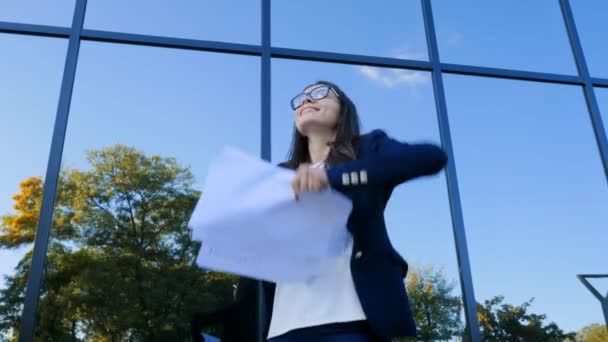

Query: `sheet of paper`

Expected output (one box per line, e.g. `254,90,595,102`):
189,146,352,283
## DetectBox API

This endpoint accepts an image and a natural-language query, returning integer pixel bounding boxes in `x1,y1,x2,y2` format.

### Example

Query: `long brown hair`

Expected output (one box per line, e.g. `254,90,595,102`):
285,80,362,169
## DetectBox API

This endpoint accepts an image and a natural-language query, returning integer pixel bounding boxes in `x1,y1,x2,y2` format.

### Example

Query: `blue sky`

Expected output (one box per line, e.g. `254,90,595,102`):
1,0,608,334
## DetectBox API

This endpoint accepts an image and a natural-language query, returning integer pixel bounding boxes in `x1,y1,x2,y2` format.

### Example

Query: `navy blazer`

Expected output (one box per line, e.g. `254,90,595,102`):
263,129,448,341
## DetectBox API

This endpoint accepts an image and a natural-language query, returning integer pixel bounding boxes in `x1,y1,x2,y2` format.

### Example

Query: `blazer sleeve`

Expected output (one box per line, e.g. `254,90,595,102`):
326,129,447,190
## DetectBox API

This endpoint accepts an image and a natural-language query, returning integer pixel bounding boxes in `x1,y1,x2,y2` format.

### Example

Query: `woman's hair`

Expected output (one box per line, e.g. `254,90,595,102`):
285,80,361,169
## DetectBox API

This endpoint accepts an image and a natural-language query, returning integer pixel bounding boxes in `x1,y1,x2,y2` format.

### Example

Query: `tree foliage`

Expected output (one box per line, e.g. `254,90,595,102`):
567,323,608,342
405,265,463,341
0,145,236,341
477,295,575,341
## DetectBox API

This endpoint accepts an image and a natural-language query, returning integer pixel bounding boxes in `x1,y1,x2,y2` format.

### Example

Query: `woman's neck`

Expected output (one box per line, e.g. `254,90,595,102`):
307,132,335,164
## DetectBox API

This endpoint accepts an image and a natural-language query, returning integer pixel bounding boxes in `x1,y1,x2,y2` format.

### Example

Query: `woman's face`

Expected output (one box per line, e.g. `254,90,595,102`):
293,84,341,136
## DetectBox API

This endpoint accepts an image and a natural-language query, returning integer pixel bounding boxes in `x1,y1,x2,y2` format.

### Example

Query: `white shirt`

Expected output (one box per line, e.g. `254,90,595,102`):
267,237,366,339
267,162,366,339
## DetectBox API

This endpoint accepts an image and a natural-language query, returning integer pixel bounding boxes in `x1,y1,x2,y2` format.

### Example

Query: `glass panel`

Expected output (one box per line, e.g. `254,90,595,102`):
445,75,608,335
272,1,428,60
84,0,260,44
571,1,608,78
432,0,577,75
0,34,67,338
0,0,75,27
37,42,260,340
272,59,465,339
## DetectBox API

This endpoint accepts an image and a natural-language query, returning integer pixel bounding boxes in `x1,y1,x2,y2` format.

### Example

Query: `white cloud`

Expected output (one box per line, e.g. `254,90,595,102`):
388,45,428,61
358,65,428,89
359,65,382,80
356,47,430,89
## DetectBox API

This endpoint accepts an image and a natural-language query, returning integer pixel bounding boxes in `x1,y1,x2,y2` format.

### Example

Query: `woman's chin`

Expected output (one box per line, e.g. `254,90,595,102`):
298,120,334,134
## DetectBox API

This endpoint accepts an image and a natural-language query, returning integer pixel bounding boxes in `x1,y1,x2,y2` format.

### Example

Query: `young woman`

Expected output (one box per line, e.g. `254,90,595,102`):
263,80,448,342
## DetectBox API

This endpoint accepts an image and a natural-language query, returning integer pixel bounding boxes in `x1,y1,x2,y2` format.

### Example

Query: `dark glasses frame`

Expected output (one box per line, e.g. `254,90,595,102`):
290,85,340,110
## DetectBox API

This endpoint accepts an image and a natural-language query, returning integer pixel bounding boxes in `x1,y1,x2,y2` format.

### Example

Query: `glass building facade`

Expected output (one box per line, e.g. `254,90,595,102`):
1,1,607,341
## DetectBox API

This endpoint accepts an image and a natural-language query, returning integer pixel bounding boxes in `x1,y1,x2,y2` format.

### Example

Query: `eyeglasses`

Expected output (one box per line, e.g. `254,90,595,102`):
290,85,340,110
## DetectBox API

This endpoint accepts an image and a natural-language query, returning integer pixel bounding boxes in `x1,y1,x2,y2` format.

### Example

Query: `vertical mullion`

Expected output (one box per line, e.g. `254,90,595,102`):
561,0,608,330
559,0,608,186
258,0,272,341
18,1,87,341
421,1,481,341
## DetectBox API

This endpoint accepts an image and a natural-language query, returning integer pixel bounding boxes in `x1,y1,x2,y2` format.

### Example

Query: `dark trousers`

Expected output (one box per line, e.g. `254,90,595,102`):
269,333,378,342
269,332,380,342
267,322,382,342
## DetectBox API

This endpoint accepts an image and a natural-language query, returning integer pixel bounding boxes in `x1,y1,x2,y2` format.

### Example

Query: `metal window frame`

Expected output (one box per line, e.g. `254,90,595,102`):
577,274,608,328
0,0,605,341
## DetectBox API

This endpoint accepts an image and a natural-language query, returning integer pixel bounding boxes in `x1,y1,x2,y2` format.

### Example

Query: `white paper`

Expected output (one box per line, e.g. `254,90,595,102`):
189,146,352,283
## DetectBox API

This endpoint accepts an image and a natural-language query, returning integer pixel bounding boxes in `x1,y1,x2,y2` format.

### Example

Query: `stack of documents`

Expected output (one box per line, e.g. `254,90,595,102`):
189,146,353,283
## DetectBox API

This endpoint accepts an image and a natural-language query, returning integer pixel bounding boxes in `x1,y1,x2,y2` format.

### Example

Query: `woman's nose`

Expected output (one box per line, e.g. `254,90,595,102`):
302,96,315,105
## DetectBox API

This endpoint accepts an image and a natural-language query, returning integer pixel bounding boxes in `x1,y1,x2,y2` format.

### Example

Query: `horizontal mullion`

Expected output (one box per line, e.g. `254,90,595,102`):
592,78,608,88
271,47,432,71
0,21,71,38
441,62,583,86
81,29,262,56
2,20,601,89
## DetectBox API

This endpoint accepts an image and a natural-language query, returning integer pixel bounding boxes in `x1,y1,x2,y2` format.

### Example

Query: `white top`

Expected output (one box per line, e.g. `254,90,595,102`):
267,162,366,339
267,237,366,339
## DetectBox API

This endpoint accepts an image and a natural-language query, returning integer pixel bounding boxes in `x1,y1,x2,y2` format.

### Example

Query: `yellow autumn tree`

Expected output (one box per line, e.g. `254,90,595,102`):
0,177,43,247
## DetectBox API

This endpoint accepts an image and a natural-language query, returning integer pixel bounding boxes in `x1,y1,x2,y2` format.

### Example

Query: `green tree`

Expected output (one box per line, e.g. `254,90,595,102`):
405,265,463,341
0,145,237,341
567,323,608,342
476,295,575,341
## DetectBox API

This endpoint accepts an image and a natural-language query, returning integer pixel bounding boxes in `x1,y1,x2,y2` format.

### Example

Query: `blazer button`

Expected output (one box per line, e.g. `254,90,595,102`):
342,173,350,186
354,250,363,259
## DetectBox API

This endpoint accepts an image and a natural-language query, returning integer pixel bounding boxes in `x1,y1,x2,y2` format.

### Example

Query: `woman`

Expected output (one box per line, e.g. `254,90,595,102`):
263,81,447,342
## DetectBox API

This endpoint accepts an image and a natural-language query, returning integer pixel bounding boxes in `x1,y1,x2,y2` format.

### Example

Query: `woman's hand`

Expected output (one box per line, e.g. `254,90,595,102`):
291,163,329,200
